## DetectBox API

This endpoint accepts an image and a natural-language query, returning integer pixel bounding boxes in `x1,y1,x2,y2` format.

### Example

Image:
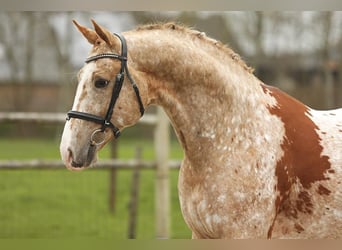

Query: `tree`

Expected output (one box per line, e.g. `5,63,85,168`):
320,11,336,108
0,12,36,110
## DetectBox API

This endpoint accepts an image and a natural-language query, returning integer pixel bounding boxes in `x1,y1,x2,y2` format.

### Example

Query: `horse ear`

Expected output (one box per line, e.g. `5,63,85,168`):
73,20,98,45
91,19,116,47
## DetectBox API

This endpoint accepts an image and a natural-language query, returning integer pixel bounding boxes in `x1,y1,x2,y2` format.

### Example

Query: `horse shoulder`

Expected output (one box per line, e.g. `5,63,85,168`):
262,86,342,238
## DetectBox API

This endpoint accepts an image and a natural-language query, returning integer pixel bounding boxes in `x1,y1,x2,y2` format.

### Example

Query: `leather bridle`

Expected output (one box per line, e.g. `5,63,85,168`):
66,33,144,144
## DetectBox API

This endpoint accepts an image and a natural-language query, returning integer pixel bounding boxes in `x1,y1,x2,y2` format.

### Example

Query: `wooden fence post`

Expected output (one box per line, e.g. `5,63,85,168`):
154,107,170,239
109,139,118,213
127,147,142,239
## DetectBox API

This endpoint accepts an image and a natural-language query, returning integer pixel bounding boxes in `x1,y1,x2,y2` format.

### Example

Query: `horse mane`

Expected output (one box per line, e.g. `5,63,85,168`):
135,22,254,74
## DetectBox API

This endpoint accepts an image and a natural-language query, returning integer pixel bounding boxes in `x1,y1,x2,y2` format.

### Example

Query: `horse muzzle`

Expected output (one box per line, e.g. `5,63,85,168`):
62,142,97,171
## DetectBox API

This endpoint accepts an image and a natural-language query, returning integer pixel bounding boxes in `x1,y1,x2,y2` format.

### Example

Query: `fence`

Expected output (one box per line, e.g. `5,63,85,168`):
0,109,180,239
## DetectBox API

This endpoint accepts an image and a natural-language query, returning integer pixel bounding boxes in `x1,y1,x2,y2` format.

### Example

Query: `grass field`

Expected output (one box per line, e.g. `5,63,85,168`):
0,137,191,239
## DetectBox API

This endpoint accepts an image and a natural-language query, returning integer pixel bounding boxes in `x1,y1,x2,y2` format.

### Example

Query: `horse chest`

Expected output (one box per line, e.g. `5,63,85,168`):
178,157,278,238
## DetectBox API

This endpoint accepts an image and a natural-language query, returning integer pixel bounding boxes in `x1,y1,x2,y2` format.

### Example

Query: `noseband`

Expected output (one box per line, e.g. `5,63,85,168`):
66,33,145,142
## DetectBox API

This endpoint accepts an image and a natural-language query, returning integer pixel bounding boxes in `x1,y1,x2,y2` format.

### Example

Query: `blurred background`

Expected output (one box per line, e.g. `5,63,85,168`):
1,11,341,136
0,11,341,239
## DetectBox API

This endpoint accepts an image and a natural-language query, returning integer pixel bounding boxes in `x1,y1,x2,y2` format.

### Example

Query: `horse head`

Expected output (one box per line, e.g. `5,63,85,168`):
60,20,146,171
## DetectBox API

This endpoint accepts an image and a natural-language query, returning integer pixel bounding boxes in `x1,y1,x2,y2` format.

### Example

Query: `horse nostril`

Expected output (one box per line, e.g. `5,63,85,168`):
67,148,84,168
67,148,73,161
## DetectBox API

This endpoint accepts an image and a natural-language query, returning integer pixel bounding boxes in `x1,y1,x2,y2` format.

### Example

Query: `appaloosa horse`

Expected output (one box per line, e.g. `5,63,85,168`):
60,19,342,238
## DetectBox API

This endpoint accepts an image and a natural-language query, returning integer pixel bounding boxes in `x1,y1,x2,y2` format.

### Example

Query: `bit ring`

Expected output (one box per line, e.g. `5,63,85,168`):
90,129,106,146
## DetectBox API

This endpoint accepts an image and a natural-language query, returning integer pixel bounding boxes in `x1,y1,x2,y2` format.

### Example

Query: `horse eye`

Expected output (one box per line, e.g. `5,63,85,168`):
94,78,109,88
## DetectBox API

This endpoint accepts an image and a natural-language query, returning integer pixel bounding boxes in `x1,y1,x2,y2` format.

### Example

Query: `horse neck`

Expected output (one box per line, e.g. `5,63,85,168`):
127,29,269,161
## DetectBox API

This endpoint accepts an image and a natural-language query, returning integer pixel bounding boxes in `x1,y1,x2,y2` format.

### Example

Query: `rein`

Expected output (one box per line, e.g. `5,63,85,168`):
66,33,145,143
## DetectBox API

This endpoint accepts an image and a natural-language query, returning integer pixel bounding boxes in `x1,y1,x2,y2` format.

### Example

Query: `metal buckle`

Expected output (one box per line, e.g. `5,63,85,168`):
90,129,107,146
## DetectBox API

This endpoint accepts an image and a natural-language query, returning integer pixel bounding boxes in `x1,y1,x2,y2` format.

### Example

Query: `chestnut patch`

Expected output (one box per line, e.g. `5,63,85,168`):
261,85,331,210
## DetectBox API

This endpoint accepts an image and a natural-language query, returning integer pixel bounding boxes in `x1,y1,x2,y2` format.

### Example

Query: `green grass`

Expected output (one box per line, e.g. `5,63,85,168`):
0,137,191,239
